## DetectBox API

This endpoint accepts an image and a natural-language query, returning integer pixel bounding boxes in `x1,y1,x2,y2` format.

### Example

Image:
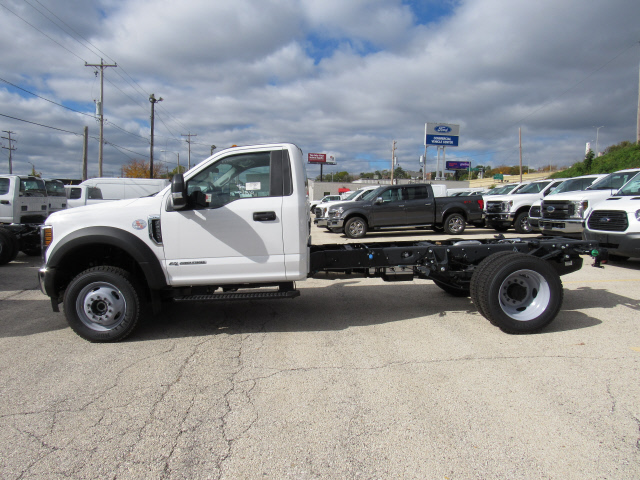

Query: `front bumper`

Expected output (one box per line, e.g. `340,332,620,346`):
38,265,60,312
539,218,584,238
327,218,345,229
486,213,514,227
314,217,329,227
583,230,640,258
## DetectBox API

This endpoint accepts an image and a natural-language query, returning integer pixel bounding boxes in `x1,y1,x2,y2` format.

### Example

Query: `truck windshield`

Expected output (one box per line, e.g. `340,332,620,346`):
45,180,67,197
588,171,639,191
515,181,551,194
364,186,385,200
549,177,598,195
19,178,46,197
615,172,640,196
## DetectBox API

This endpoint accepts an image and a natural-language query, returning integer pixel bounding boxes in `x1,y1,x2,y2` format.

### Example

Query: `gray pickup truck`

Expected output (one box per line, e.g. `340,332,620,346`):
325,183,484,238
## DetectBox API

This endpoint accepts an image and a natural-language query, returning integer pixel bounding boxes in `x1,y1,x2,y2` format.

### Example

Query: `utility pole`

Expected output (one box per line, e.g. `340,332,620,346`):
519,127,523,183
149,93,163,179
182,132,197,168
85,59,117,177
390,140,396,185
1,130,16,174
82,126,88,181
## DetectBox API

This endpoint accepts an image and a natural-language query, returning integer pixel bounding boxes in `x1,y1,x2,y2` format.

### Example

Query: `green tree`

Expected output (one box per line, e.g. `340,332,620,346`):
584,149,595,172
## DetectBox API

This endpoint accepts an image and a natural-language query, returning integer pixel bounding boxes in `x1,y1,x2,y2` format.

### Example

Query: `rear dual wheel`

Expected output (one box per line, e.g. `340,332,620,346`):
0,228,19,265
470,252,563,333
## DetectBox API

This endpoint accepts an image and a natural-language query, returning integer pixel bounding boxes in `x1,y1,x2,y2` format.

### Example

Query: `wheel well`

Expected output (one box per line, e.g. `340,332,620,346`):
343,212,368,225
515,206,531,216
52,243,150,302
443,209,466,220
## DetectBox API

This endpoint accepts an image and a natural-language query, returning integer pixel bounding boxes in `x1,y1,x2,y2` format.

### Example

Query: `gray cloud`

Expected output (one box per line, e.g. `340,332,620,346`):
0,0,638,179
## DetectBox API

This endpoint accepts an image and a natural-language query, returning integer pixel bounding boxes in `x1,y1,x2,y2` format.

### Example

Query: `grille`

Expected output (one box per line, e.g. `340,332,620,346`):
587,210,628,232
541,201,574,219
486,202,506,213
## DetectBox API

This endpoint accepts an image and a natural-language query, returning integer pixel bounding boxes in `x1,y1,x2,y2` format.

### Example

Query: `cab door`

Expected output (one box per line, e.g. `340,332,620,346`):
160,148,289,286
402,185,435,225
370,186,406,226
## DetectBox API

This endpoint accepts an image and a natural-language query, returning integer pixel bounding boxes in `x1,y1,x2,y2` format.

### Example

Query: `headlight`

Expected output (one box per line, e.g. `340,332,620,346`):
329,207,344,217
570,200,588,218
635,209,640,221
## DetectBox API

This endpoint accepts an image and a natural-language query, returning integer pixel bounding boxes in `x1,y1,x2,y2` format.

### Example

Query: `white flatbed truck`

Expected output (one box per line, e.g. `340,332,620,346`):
38,143,603,342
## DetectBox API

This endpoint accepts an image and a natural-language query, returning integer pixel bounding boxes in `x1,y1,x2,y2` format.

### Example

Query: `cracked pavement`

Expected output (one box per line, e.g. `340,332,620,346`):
1,227,640,479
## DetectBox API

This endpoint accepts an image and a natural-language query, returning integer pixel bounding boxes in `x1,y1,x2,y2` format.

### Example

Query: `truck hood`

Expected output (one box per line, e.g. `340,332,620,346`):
592,195,640,213
542,189,617,202
47,195,161,224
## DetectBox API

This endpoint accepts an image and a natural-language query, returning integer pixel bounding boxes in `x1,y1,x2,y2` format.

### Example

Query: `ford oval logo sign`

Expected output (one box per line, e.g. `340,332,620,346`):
546,206,555,213
435,126,452,133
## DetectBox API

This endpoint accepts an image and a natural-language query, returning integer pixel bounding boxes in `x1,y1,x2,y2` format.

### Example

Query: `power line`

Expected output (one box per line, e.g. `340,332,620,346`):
0,1,86,62
0,76,96,119
0,112,81,135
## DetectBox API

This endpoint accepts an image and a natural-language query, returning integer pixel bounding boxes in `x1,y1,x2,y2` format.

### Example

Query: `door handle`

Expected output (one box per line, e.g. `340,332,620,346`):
253,211,276,221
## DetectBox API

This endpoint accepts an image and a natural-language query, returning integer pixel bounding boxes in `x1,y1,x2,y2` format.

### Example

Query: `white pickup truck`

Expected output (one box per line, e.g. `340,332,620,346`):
539,168,640,238
485,179,566,233
38,143,601,342
584,173,640,260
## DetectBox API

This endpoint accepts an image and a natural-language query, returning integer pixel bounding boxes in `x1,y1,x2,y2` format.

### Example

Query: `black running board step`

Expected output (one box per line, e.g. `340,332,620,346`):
175,290,300,302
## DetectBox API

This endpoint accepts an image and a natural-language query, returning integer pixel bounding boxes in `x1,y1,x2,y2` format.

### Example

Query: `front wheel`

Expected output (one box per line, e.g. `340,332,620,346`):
443,213,466,235
344,217,367,239
471,252,563,333
63,266,143,342
514,212,533,234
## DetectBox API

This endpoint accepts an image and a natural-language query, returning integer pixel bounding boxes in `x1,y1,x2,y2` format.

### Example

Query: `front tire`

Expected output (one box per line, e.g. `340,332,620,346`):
443,213,466,235
514,212,532,234
472,252,563,333
344,217,367,239
63,266,143,342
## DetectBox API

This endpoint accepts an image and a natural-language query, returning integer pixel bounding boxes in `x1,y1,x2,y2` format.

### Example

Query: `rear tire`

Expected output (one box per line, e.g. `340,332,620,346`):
0,228,20,265
0,229,15,265
443,213,466,235
474,252,563,333
63,266,143,342
470,251,518,318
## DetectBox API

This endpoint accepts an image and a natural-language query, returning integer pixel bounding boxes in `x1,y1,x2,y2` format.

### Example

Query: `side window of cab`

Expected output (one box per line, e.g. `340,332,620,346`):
186,151,283,209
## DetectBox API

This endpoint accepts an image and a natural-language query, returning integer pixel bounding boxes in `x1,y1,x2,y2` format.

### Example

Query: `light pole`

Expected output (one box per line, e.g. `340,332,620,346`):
594,126,604,156
149,93,163,178
161,150,180,173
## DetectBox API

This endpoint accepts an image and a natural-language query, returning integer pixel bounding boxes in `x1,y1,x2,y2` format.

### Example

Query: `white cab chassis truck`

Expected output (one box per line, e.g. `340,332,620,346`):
38,144,603,342
0,175,51,263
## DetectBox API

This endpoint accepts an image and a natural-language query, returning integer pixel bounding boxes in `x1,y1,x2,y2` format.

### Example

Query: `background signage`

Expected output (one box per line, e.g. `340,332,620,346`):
308,153,336,164
446,161,470,170
425,123,460,147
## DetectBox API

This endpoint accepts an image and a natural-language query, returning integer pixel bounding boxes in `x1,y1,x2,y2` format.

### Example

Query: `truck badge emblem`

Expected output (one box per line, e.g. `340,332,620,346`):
132,219,147,230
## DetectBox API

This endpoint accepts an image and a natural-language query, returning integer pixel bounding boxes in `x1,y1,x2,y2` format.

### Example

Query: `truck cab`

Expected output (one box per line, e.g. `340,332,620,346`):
0,175,49,224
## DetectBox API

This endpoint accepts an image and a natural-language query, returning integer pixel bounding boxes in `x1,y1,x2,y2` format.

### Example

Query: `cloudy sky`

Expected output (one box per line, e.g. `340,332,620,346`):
0,0,639,179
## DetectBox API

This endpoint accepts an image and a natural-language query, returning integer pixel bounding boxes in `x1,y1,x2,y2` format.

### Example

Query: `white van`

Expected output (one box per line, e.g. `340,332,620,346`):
65,178,169,208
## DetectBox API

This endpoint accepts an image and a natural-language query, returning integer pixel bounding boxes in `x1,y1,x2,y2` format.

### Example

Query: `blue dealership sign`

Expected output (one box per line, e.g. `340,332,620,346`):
425,123,460,147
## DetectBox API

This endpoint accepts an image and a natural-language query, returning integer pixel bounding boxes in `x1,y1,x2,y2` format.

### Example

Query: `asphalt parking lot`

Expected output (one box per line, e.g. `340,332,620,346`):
1,225,639,479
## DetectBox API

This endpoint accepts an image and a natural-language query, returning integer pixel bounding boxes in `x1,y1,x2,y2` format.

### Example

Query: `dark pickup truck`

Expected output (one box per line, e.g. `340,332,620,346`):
325,183,484,238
